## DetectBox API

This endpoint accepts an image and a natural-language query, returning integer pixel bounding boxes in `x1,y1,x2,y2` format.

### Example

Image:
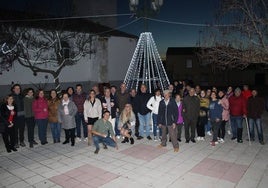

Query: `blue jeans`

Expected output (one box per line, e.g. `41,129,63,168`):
50,122,61,141
138,113,151,137
36,119,48,143
152,113,162,137
249,118,263,141
205,120,211,132
75,112,87,138
114,113,120,136
230,116,243,138
93,135,116,150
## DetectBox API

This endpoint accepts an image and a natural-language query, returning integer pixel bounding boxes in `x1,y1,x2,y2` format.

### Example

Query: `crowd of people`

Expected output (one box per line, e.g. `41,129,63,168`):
0,81,266,154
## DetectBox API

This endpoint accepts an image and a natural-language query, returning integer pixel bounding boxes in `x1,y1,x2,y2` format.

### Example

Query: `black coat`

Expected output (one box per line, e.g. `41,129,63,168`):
157,98,178,126
0,104,17,133
101,95,118,118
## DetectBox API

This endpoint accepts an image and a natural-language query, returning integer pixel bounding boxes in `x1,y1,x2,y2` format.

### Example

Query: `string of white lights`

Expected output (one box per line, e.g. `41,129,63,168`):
0,13,133,23
142,17,241,27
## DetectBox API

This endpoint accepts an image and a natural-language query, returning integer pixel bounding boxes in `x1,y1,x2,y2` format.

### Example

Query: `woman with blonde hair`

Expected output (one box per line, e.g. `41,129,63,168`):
119,103,136,144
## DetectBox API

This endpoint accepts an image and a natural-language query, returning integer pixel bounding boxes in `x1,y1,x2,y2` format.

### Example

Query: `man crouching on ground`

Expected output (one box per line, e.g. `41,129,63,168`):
92,110,118,154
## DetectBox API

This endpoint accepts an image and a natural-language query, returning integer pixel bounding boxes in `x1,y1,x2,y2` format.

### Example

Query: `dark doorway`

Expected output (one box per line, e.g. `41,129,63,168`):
255,73,265,85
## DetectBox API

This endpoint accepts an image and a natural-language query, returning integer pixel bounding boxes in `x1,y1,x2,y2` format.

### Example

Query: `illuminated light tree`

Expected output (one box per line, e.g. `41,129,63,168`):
124,32,170,93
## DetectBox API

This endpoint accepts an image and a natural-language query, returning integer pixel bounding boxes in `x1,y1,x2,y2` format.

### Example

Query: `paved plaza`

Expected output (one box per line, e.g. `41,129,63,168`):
0,113,268,188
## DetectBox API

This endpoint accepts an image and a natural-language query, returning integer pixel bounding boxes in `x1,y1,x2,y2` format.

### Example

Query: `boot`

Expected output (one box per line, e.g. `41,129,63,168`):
130,137,134,145
237,128,243,143
121,137,129,143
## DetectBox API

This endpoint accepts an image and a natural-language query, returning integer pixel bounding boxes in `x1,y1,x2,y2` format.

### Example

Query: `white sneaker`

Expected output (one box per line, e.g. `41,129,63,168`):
196,137,201,141
83,137,88,142
200,137,205,141
207,131,212,136
154,136,158,141
76,137,82,142
116,135,121,140
218,138,225,143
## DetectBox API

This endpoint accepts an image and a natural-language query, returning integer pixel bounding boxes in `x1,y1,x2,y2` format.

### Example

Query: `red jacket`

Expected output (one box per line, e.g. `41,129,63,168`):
229,95,247,116
33,97,48,119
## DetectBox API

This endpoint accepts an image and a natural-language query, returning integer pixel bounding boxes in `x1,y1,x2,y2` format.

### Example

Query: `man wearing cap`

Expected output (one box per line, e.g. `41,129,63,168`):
229,87,247,143
92,110,118,154
158,90,179,152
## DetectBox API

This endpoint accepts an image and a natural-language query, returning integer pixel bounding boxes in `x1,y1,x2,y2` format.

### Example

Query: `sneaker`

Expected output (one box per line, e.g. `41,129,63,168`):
237,139,243,143
32,140,38,145
137,136,143,140
177,138,181,142
121,138,129,143
174,148,179,152
218,138,224,143
196,137,201,141
20,142,26,147
200,137,205,141
29,142,34,148
14,144,19,148
191,139,196,143
147,136,152,140
227,130,231,135
83,137,88,142
62,140,69,144
231,137,237,140
116,135,121,140
76,137,82,142
260,141,265,145
153,136,158,141
10,147,17,152
207,131,212,136
210,141,216,146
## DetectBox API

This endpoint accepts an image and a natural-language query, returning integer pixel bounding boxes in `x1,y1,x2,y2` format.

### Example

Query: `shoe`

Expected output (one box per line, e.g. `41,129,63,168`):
137,136,143,140
147,136,152,140
62,140,69,144
196,136,201,141
218,138,224,143
177,138,181,142
32,140,38,145
174,148,179,152
159,136,162,141
130,137,134,145
116,135,121,140
71,142,75,146
260,141,265,145
29,142,33,148
237,139,243,143
210,141,216,146
200,137,205,141
6,148,12,153
94,148,100,154
227,130,231,135
169,138,171,142
41,142,48,145
83,137,88,142
121,137,129,143
207,131,212,136
20,142,26,147
158,144,165,148
231,137,237,140
14,144,19,148
191,139,196,143
76,137,82,142
154,136,158,141
10,147,17,152
103,143,108,149
57,139,61,143
185,140,189,143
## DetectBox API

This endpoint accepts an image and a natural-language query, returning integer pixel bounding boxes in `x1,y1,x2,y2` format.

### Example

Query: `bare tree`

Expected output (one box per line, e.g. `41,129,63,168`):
199,0,268,69
0,22,96,92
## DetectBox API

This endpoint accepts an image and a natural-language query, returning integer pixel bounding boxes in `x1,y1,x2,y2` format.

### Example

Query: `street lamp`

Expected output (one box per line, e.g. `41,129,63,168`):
129,0,164,15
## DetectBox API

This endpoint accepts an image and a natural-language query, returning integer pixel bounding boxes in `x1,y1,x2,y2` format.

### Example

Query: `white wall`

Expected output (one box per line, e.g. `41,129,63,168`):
0,36,137,87
107,36,137,81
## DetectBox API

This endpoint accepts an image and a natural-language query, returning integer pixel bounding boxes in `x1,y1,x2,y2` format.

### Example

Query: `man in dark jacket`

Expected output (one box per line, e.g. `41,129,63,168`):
134,84,152,140
182,88,200,143
158,90,179,152
247,89,265,145
11,84,26,148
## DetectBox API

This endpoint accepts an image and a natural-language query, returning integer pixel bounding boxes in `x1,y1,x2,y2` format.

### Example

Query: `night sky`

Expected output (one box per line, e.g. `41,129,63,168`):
117,0,219,57
0,0,219,57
